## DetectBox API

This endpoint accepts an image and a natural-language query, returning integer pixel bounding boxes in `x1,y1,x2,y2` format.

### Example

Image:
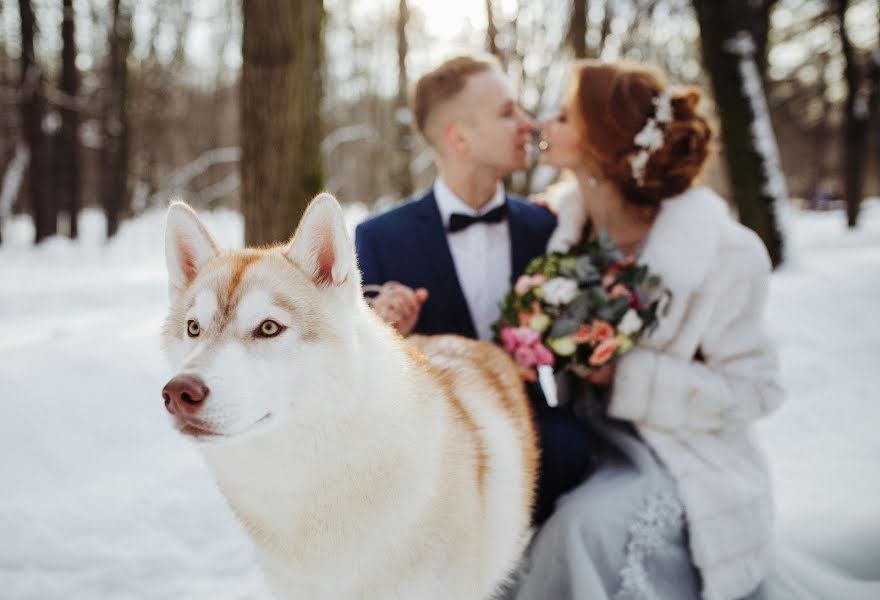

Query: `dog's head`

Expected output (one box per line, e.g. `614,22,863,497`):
160,193,362,444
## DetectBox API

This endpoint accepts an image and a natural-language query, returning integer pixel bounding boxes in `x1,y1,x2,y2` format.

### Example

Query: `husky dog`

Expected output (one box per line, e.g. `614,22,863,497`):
160,193,538,600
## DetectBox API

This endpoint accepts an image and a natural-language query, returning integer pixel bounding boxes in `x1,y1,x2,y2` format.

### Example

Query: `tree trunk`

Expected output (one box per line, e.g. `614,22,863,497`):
100,0,132,239
836,0,878,228
568,0,587,59
391,0,414,200
693,0,785,267
241,0,324,246
59,0,80,238
486,0,501,61
19,0,55,243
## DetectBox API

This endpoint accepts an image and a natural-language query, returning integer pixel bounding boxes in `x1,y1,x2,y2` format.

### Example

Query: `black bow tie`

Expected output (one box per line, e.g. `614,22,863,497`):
448,204,508,233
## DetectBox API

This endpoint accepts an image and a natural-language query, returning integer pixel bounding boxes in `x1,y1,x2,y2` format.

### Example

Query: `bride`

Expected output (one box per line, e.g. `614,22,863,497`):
507,59,783,600
509,57,880,600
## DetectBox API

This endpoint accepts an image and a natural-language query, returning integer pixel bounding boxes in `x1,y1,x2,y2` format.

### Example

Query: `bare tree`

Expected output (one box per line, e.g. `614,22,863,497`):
58,0,81,238
835,0,879,227
19,0,55,242
241,0,324,245
486,0,501,60
693,0,785,266
101,0,132,238
391,0,414,199
568,0,588,59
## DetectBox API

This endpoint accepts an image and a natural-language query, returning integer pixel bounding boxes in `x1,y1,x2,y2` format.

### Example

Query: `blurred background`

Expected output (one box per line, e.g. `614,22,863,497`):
0,0,878,257
1,3,879,597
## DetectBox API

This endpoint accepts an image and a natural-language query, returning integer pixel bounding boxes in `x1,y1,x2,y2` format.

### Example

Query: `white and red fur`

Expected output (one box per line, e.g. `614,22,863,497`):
161,193,538,599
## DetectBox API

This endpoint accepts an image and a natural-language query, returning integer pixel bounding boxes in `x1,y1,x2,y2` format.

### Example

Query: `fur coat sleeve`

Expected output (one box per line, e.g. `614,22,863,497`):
609,232,783,431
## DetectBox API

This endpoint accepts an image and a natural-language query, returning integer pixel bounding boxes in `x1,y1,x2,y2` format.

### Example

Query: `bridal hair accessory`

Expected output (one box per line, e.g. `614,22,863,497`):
630,88,673,185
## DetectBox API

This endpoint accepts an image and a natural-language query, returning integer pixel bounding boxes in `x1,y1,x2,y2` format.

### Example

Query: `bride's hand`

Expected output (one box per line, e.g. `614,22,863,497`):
370,282,429,336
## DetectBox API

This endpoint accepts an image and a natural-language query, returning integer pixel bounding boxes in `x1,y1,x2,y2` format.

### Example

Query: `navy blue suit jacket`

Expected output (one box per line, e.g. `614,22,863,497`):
355,188,556,339
355,189,594,524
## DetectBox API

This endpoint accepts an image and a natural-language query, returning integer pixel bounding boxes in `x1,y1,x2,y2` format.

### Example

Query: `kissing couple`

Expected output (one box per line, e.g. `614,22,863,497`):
356,55,783,600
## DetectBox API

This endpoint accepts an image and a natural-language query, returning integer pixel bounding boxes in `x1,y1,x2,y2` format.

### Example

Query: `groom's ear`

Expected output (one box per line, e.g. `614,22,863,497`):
285,193,358,290
444,122,469,154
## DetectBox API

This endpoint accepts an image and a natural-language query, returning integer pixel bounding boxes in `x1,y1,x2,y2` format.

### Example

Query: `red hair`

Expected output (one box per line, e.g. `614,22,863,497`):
567,60,712,208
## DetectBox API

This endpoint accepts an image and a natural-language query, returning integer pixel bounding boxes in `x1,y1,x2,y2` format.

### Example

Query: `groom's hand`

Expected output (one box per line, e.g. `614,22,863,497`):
371,282,429,337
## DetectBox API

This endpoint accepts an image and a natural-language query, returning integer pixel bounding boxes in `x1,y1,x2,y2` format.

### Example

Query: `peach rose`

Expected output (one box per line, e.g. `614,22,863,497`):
589,338,619,366
591,320,614,342
572,323,592,344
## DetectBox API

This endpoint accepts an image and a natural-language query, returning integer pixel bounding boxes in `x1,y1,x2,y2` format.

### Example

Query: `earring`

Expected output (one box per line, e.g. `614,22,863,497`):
588,176,598,188
538,140,549,151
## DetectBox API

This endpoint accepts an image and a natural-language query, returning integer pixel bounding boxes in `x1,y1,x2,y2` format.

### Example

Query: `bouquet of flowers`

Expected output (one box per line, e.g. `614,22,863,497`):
493,230,668,379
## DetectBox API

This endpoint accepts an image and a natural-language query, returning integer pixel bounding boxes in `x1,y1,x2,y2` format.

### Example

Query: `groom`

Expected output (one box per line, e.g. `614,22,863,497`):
354,55,592,524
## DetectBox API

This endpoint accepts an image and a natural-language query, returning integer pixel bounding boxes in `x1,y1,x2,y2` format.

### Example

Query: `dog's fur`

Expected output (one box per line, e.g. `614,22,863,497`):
160,194,538,599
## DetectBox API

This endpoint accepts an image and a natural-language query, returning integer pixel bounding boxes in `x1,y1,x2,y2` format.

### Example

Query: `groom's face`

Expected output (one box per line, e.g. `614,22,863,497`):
453,71,533,176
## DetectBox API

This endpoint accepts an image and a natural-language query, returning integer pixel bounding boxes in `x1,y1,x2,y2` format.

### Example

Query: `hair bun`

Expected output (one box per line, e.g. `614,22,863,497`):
570,61,713,209
671,89,701,119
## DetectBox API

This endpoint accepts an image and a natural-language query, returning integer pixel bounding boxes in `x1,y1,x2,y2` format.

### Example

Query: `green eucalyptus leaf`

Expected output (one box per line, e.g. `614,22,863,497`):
549,317,581,338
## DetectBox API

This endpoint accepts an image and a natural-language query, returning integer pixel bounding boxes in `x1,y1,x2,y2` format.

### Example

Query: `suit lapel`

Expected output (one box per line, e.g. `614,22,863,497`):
413,192,477,338
507,197,533,281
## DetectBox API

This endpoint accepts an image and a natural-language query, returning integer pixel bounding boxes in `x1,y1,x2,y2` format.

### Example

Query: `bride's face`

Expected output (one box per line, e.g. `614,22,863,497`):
538,99,585,170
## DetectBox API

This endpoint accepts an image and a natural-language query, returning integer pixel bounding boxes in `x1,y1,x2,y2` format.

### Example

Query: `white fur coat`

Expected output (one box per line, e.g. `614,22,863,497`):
600,186,784,600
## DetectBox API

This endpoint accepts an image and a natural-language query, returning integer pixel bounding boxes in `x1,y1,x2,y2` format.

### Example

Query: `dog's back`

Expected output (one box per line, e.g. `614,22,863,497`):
161,194,538,599
406,334,538,593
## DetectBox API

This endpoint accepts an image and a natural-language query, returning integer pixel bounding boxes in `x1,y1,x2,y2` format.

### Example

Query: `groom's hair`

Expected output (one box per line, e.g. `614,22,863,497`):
412,55,500,146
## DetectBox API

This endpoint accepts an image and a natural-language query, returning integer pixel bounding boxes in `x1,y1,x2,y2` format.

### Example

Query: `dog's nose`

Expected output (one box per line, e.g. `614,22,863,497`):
162,374,209,415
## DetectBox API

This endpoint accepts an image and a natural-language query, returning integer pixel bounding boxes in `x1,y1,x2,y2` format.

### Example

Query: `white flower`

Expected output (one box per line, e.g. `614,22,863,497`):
541,277,579,306
618,309,644,336
634,119,664,151
652,89,673,123
630,150,650,183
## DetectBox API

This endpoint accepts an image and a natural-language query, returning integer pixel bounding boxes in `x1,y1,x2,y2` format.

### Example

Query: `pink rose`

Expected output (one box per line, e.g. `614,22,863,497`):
514,345,538,368
514,274,546,296
513,327,541,347
533,343,555,367
589,338,619,366
500,326,519,353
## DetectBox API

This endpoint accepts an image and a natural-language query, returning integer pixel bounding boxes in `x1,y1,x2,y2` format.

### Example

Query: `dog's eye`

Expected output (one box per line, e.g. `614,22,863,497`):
257,320,283,338
187,320,200,337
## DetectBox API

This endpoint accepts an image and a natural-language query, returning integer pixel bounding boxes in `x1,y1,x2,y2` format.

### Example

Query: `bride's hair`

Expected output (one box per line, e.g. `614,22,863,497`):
567,60,712,208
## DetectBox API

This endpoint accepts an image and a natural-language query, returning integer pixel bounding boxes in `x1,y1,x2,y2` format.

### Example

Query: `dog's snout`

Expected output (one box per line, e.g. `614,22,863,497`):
162,374,209,415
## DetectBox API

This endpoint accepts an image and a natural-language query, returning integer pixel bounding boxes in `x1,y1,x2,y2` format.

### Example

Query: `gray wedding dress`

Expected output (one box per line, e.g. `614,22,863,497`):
503,374,703,600
500,374,880,600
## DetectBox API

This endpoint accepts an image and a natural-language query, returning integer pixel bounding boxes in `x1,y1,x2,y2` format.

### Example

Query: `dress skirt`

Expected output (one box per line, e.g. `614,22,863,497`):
504,377,702,600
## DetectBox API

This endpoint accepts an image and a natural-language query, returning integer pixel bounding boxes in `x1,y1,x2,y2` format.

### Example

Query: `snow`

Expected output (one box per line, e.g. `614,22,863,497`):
1,200,879,598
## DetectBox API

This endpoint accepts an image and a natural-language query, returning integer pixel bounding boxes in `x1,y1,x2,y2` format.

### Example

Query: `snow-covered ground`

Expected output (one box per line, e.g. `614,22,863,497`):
0,201,878,599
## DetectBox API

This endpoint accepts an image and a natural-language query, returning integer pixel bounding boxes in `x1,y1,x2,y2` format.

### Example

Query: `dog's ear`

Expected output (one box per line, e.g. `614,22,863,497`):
165,202,219,300
286,192,357,289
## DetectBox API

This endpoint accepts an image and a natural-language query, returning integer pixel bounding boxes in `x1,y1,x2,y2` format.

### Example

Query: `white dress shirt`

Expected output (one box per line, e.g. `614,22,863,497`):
433,176,512,341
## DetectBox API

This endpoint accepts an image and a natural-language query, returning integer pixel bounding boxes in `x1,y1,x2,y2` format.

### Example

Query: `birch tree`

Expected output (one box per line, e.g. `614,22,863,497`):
693,0,786,266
